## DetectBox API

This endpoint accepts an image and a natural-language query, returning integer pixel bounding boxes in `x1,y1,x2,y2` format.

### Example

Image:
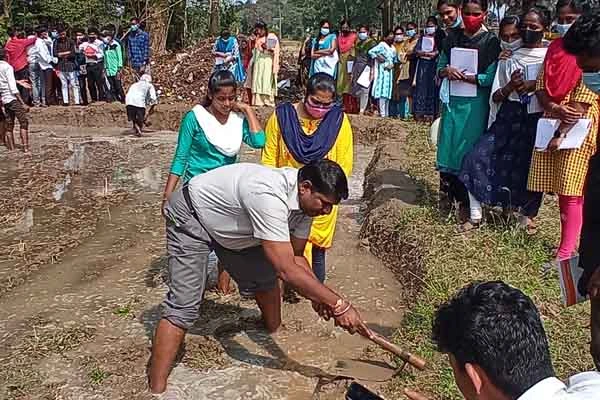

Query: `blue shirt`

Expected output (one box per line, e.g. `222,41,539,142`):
127,30,149,67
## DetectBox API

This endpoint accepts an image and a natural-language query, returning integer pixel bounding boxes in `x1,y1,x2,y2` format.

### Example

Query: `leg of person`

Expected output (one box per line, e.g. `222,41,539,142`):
378,98,388,118
311,246,326,283
214,244,281,332
29,63,41,106
0,108,7,148
4,105,16,150
15,67,31,105
13,102,30,152
217,261,232,295
57,71,69,105
557,195,584,260
96,65,106,101
42,69,55,106
592,297,600,371
114,76,125,103
68,72,81,105
87,65,98,102
149,190,212,394
78,74,88,105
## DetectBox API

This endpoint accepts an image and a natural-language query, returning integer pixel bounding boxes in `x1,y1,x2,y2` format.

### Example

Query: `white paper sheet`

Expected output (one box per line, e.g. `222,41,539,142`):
357,65,371,88
525,63,543,114
215,57,225,65
267,37,278,49
347,61,354,73
535,118,592,150
421,36,435,52
450,47,478,97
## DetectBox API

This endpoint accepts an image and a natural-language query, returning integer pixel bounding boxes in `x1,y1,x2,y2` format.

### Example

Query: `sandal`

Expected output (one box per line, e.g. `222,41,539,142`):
457,219,481,233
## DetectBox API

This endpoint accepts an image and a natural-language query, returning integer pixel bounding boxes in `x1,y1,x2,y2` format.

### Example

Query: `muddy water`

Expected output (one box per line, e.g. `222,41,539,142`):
0,128,404,400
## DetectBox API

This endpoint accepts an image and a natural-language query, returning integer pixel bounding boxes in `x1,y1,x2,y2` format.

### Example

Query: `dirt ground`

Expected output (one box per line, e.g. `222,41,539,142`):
0,108,413,399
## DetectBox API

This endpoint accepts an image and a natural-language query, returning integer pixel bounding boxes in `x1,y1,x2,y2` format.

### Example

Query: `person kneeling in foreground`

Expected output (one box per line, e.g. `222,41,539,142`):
149,159,371,394
406,281,600,400
125,73,157,137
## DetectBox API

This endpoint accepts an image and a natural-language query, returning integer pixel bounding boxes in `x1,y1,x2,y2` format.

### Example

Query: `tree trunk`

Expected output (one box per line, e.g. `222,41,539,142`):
146,0,170,56
209,0,219,36
4,0,12,23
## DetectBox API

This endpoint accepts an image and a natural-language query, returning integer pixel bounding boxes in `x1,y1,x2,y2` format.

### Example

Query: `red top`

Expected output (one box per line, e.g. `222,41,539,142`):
5,36,37,72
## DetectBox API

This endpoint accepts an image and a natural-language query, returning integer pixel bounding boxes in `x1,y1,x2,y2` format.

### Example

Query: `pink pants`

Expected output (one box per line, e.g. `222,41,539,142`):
557,195,584,260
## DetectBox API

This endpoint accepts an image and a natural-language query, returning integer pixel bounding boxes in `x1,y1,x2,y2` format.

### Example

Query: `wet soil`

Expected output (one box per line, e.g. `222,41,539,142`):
0,111,412,399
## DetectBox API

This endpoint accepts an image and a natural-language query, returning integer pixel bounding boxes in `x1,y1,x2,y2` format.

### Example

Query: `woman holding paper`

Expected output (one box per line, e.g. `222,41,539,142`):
460,11,548,232
390,22,419,119
414,16,443,122
248,21,280,107
261,73,353,283
368,31,397,118
436,0,501,223
350,25,377,114
337,19,358,113
212,29,246,84
527,0,599,261
310,20,338,79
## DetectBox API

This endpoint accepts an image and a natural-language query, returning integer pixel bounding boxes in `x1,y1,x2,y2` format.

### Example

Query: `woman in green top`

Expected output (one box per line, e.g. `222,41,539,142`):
162,70,265,293
436,0,500,225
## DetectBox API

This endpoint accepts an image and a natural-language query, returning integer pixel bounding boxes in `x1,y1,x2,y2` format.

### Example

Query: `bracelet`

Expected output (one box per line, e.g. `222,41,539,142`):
333,300,352,317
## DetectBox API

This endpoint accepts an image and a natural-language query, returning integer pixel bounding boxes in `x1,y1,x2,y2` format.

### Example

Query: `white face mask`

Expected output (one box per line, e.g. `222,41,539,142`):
555,23,572,37
358,32,368,41
425,27,436,35
500,38,522,51
320,27,330,36
394,34,405,42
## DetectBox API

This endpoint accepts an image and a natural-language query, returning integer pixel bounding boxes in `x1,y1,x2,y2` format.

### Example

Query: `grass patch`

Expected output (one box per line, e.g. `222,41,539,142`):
89,367,111,385
375,121,594,399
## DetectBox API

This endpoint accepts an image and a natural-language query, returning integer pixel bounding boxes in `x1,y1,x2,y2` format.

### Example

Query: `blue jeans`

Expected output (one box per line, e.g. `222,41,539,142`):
29,63,43,106
312,246,326,283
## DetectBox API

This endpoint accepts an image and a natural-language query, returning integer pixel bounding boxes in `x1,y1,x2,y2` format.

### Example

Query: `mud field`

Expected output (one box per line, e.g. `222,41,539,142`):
0,107,418,400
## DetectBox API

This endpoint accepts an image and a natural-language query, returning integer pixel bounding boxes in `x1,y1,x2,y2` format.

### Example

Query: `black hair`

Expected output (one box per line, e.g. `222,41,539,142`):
320,19,331,28
131,17,140,23
88,27,99,36
500,15,520,31
462,0,489,11
35,26,48,36
393,25,405,33
359,24,369,31
7,27,17,37
0,48,6,61
74,26,85,35
555,0,590,14
318,19,331,39
306,72,336,98
406,21,417,29
340,18,350,28
564,11,600,57
426,16,439,26
203,70,237,107
523,7,551,29
437,0,460,9
432,281,555,399
220,28,230,36
298,160,349,203
57,25,66,33
254,21,268,33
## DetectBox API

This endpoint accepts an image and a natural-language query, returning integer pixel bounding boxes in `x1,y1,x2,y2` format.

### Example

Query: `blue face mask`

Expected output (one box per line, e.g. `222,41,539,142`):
406,29,416,38
131,24,139,32
555,23,572,37
320,28,330,36
358,32,368,41
450,15,463,29
583,72,600,94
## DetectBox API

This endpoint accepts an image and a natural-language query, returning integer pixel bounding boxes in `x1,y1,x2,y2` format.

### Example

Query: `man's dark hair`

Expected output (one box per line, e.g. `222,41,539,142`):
35,26,48,36
306,72,336,98
432,281,554,399
0,48,6,61
7,27,17,37
74,26,85,35
564,11,600,57
88,27,99,36
298,160,349,203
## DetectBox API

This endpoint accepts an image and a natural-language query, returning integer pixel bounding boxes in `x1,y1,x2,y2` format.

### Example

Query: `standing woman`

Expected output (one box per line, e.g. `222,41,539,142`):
398,21,419,118
460,11,548,231
389,26,408,118
527,0,598,261
261,73,353,283
337,19,358,113
163,70,266,294
436,0,501,220
212,28,246,84
310,20,338,78
437,0,463,31
248,22,280,107
413,16,442,122
350,25,377,114
368,30,397,118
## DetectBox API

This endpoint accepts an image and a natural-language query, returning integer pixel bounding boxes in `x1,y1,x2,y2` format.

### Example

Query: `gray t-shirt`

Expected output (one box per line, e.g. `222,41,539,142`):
188,163,312,250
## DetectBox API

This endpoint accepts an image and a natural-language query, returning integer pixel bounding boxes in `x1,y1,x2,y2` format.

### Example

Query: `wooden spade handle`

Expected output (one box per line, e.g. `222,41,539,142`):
369,333,427,371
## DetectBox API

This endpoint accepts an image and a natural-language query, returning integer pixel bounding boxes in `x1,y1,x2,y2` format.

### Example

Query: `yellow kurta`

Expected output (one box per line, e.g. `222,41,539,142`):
262,107,354,260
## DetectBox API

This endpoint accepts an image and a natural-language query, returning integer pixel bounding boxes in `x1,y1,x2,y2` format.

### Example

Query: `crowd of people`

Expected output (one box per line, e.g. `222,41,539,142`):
0,17,152,151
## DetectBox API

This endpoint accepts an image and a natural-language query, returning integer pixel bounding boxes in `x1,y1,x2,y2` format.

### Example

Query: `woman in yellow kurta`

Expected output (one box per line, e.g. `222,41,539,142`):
262,72,353,282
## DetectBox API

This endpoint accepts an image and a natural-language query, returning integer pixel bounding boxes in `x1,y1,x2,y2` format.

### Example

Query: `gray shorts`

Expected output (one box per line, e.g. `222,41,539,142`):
161,188,278,330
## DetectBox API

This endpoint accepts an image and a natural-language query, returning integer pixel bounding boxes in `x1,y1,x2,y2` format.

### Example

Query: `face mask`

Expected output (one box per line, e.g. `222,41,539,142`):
394,34,405,42
76,35,84,42
463,14,485,33
358,32,368,41
583,72,600,94
304,97,332,119
406,29,416,38
425,27,436,35
131,24,139,32
500,38,522,51
320,28,330,36
450,15,463,29
520,29,543,45
103,38,110,44
51,31,58,39
555,23,572,37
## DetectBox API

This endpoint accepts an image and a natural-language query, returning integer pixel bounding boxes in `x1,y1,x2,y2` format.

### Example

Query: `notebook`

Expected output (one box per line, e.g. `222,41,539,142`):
347,61,354,73
421,36,435,52
534,118,592,150
357,66,371,88
450,48,478,97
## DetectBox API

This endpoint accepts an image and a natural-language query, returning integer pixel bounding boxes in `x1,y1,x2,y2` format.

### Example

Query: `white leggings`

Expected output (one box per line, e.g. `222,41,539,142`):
359,92,369,113
379,98,389,117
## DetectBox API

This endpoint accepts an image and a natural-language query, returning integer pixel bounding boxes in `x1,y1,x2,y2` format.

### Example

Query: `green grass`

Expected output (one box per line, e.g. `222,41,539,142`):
382,121,594,399
89,367,111,385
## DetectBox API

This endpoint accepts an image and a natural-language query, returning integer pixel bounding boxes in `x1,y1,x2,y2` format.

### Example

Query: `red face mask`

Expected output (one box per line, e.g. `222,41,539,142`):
462,14,485,33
